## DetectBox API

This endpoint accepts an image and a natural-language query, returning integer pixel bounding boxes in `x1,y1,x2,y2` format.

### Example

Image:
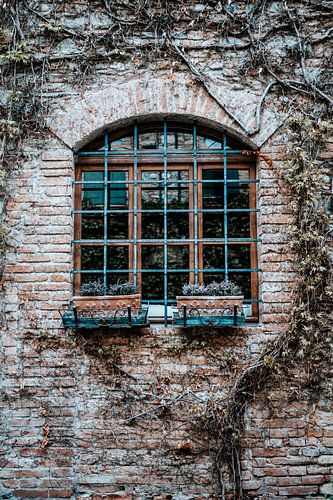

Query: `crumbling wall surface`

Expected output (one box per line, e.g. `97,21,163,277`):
0,1,332,499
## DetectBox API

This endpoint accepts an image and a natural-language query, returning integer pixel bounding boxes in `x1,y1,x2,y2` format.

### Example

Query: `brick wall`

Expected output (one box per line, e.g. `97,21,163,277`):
1,1,332,499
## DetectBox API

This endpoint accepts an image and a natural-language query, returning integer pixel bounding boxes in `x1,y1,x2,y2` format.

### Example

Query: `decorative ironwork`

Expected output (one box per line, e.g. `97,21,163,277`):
59,303,149,329
172,304,246,327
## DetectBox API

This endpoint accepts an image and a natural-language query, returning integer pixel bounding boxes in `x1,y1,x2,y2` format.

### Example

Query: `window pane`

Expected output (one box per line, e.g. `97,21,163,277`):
202,169,224,208
198,135,223,149
142,214,164,239
227,169,250,208
139,130,164,150
81,246,104,270
142,273,164,301
168,246,189,269
228,213,250,238
168,273,189,299
168,131,193,149
109,246,128,270
229,272,251,298
81,214,104,239
80,273,104,286
168,214,189,239
142,171,163,209
108,214,129,239
109,171,128,207
142,245,163,269
203,213,224,238
82,171,104,209
202,273,225,285
168,171,189,209
110,135,133,150
203,245,225,270
228,245,250,269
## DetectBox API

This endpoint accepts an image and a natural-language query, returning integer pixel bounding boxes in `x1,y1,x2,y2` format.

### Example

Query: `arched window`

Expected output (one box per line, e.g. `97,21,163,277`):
73,119,259,323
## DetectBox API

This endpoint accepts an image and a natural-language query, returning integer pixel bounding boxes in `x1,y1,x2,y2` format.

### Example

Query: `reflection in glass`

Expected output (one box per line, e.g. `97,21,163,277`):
202,169,223,208
228,245,250,269
142,273,164,301
203,245,225,270
108,214,129,239
142,246,163,269
82,171,104,209
110,135,133,150
109,171,128,207
203,213,224,238
139,130,164,150
81,246,104,270
109,246,128,270
168,246,189,269
202,273,225,285
227,169,249,209
229,272,251,298
198,135,223,149
142,214,164,239
228,213,250,238
80,273,104,286
82,214,104,239
168,273,189,299
168,214,188,239
168,131,193,149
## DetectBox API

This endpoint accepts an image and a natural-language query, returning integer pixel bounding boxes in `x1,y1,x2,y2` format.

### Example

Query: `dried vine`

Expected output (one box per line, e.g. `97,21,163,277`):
192,115,332,498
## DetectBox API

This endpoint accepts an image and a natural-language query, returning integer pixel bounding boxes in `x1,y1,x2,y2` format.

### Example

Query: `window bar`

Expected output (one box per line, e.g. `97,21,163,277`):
163,120,168,326
193,122,199,285
133,123,138,289
103,130,109,289
223,131,228,282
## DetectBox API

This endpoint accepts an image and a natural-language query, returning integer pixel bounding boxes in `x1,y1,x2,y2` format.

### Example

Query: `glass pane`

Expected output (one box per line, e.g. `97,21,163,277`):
109,246,128,270
203,245,225,270
142,214,164,239
229,272,251,298
109,171,128,207
228,213,250,238
168,214,188,239
168,246,189,269
168,171,189,209
227,169,250,209
81,246,103,270
228,245,250,269
81,214,104,240
168,273,189,299
108,273,129,286
80,273,104,286
110,135,133,151
142,273,164,301
139,130,164,150
203,213,224,238
168,131,193,150
82,171,104,209
142,245,163,269
142,171,163,210
108,214,129,239
202,169,224,208
198,135,223,149
202,273,225,285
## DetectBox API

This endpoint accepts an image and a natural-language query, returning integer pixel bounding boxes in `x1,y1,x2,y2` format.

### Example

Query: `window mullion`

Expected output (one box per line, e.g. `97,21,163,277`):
193,122,199,285
133,123,138,289
163,120,168,326
103,131,108,289
223,131,228,281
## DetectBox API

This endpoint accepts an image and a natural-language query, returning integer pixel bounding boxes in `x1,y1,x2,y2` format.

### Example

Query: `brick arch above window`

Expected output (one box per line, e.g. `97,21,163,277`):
47,74,282,151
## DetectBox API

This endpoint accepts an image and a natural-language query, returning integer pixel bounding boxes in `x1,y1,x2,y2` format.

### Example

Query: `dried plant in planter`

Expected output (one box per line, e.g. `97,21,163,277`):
177,281,244,315
74,281,140,310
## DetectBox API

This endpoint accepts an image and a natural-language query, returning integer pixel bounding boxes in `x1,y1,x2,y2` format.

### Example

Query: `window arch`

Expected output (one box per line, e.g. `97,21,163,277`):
73,119,259,323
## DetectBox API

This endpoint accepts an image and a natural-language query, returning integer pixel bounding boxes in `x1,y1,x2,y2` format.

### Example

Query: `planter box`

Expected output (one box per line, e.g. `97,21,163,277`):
73,294,141,310
176,295,244,315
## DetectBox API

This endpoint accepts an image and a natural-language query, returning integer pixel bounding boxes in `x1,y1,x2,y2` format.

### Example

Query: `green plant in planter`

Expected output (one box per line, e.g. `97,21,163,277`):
181,280,242,297
80,280,136,296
